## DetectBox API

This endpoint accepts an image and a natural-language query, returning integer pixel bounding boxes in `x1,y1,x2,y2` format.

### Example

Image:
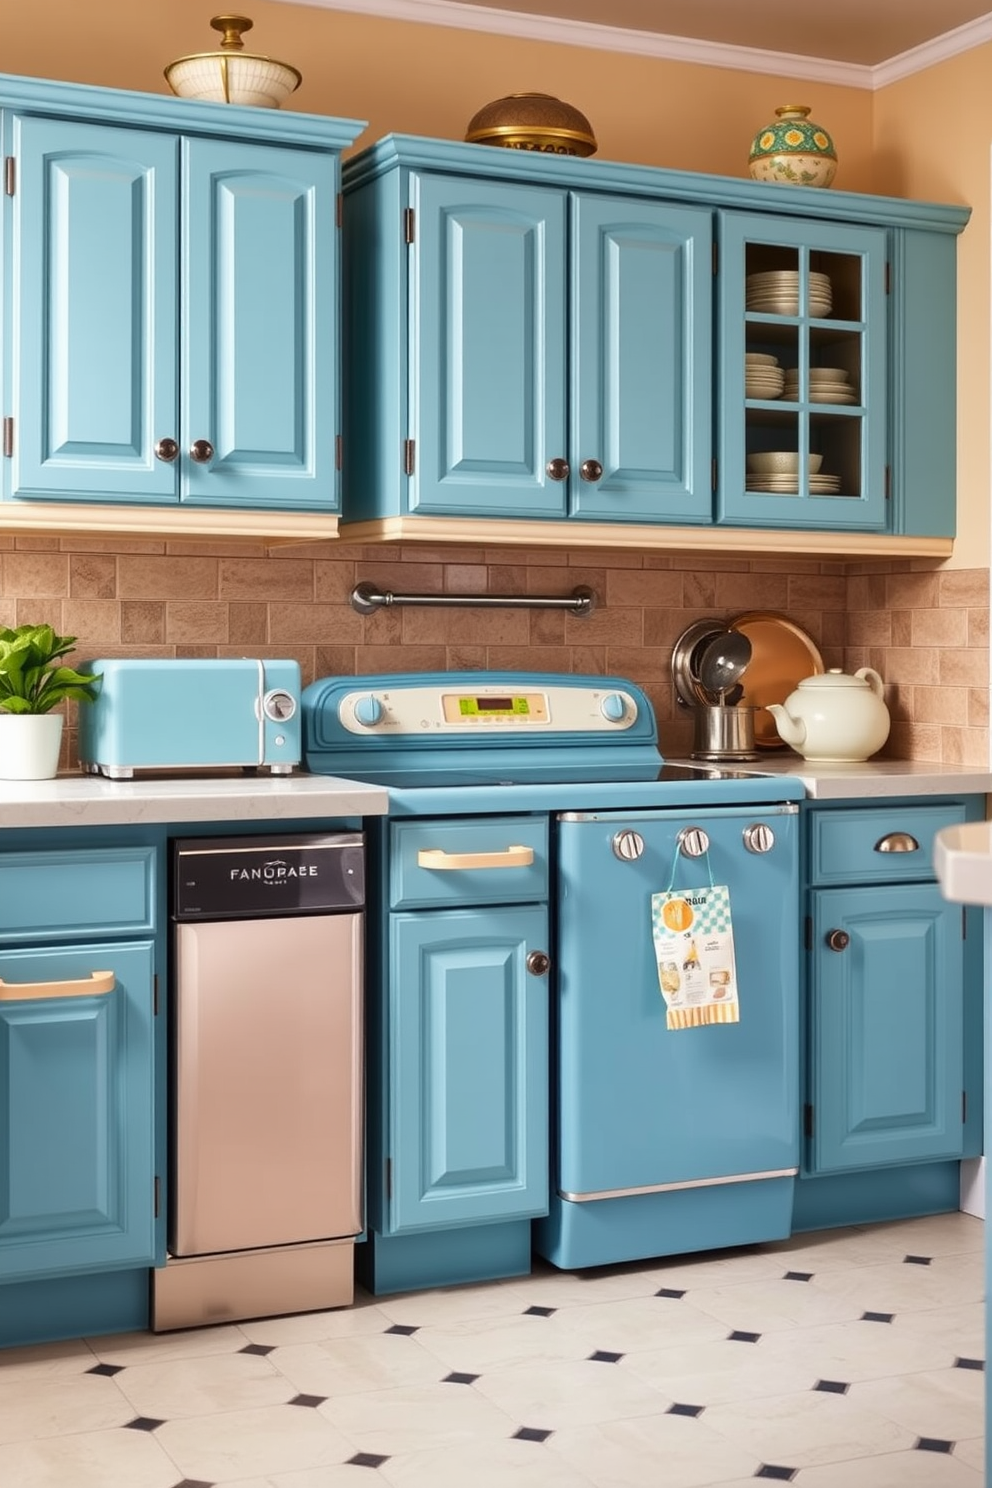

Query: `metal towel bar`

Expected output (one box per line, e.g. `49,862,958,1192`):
350,581,596,616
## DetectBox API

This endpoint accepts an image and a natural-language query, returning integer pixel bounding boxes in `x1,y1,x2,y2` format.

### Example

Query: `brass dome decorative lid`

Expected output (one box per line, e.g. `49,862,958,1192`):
465,92,597,157
165,14,302,110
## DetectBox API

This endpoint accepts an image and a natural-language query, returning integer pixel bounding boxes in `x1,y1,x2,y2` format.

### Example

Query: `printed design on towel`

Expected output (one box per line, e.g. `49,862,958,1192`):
651,882,740,1030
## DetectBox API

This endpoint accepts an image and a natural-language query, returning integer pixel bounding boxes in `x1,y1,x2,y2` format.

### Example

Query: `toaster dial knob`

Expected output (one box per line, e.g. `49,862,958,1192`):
353,694,385,728
262,689,297,723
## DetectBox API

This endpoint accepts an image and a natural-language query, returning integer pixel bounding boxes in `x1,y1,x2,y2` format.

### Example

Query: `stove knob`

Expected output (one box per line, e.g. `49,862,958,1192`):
600,692,628,723
677,826,710,858
353,694,384,728
612,829,645,861
743,823,775,854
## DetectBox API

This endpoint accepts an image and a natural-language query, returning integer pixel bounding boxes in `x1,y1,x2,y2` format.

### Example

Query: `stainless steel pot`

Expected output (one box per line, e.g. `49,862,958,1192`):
692,703,758,761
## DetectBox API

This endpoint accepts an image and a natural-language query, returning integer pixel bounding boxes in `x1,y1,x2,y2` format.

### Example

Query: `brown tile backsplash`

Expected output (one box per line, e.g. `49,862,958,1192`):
0,536,986,769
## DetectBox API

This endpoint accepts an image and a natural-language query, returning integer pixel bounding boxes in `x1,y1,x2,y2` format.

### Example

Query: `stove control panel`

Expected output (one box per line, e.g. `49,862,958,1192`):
337,682,639,736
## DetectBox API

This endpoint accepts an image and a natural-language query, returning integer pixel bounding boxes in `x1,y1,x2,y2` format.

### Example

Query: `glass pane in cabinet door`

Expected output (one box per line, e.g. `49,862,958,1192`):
813,410,863,504
810,249,862,323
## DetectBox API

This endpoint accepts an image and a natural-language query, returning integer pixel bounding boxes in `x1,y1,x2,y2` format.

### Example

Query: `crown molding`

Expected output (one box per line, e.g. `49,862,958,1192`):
271,0,871,87
872,11,992,87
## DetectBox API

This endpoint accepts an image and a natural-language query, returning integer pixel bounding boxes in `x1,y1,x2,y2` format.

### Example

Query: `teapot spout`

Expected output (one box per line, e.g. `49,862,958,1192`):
766,703,806,749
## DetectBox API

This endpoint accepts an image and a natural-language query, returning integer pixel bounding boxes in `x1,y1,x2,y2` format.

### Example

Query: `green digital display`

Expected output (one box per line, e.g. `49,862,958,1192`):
458,696,531,716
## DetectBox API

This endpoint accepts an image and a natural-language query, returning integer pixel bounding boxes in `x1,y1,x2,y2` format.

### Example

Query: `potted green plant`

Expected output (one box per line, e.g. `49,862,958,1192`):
0,624,100,780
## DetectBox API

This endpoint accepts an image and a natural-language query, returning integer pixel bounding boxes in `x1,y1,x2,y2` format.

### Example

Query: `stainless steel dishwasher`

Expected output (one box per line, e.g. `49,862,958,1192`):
152,831,364,1331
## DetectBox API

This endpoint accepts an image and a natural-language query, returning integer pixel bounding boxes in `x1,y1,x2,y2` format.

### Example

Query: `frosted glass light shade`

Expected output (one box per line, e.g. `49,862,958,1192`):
165,15,302,110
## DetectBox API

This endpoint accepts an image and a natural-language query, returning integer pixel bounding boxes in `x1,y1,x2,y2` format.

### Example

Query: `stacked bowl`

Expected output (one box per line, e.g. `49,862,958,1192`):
782,366,857,404
745,451,841,495
745,352,784,399
746,270,832,316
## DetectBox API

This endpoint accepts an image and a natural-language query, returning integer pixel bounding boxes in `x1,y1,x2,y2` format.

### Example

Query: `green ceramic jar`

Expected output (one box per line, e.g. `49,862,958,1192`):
748,104,837,188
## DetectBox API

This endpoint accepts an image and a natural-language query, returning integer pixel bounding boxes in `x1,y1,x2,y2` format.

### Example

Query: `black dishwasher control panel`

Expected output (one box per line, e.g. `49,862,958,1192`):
172,833,365,919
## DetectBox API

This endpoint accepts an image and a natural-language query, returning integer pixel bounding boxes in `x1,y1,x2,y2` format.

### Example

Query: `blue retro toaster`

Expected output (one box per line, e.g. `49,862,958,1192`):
77,659,302,778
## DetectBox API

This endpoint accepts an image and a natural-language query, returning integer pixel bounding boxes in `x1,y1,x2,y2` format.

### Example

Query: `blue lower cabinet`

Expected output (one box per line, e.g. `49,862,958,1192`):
0,940,156,1281
808,883,964,1172
386,906,549,1234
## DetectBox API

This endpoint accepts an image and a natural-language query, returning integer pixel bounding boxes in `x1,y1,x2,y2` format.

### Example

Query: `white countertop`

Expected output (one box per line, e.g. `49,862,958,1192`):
0,772,389,829
935,821,992,907
720,756,992,800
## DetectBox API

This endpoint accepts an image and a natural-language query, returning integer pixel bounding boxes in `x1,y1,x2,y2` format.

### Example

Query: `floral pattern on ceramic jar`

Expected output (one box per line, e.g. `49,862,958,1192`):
748,104,837,188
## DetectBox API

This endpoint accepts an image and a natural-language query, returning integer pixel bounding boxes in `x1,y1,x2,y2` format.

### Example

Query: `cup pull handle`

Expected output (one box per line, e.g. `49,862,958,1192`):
417,846,535,871
0,970,116,1001
874,832,920,854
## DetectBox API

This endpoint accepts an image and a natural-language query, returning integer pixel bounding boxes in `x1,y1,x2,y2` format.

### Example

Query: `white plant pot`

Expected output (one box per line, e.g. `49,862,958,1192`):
0,712,64,780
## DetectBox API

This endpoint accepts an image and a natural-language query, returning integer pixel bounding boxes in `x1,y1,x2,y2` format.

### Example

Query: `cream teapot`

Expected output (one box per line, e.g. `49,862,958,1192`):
765,668,890,763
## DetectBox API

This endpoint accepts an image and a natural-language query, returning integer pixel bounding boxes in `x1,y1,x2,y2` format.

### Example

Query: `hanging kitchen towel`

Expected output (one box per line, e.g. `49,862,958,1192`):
651,881,740,1029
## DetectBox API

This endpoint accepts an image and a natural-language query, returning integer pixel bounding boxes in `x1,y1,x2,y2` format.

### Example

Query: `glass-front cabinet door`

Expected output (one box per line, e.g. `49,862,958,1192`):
718,213,888,530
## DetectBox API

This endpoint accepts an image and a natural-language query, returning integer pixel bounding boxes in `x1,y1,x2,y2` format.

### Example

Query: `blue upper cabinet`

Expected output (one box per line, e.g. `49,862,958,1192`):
718,212,888,531
341,136,968,553
1,75,364,520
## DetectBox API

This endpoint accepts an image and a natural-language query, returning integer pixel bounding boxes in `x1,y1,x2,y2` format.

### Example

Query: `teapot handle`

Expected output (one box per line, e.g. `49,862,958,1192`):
856,667,885,697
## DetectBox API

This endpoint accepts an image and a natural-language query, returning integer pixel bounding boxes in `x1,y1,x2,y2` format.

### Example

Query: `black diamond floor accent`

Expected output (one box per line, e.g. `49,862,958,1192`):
783,1270,812,1282
755,1466,798,1482
955,1357,985,1371
861,1311,894,1323
656,1286,687,1299
668,1402,704,1417
384,1323,419,1335
916,1437,954,1453
524,1305,556,1317
347,1452,391,1468
904,1254,932,1266
172,1481,215,1488
125,1416,165,1432
289,1393,327,1408
728,1329,761,1343
814,1379,850,1395
444,1371,480,1384
240,1342,275,1356
514,1426,553,1443
87,1362,124,1377
588,1349,623,1363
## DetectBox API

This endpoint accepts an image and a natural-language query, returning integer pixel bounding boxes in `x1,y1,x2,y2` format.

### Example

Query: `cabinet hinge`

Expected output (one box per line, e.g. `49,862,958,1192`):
385,1157,392,1200
962,1090,967,1123
803,1103,814,1138
403,207,415,244
154,1175,161,1219
336,433,343,472
804,915,813,952
2,418,12,459
403,438,415,476
712,240,718,275
153,973,159,1017
336,191,343,229
884,466,891,502
4,156,14,196
885,260,892,294
711,457,717,492
962,905,967,939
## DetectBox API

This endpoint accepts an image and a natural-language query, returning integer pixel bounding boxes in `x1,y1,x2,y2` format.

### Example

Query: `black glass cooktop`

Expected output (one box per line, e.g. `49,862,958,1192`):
341,762,768,790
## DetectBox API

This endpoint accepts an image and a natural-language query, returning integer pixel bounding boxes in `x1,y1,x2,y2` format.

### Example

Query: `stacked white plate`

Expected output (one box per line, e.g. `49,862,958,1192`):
746,270,832,317
782,367,858,405
746,473,843,494
745,352,784,399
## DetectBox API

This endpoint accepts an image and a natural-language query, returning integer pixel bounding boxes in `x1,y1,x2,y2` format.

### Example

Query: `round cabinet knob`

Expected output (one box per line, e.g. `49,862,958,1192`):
743,823,775,854
155,437,179,462
262,689,297,723
612,829,645,861
546,457,570,482
826,929,851,952
579,458,603,483
677,826,710,859
353,694,385,728
600,692,628,723
189,439,215,464
526,950,551,977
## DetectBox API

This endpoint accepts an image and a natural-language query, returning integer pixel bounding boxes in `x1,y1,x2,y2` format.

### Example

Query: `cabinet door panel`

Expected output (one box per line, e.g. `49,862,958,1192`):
7,116,177,504
571,196,712,522
388,907,548,1232
0,941,156,1280
183,139,337,510
412,175,567,518
810,885,962,1172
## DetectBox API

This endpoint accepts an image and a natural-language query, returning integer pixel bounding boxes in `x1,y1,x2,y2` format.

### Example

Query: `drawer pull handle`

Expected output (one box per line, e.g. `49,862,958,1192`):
874,832,920,854
417,846,535,871
0,970,115,1002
